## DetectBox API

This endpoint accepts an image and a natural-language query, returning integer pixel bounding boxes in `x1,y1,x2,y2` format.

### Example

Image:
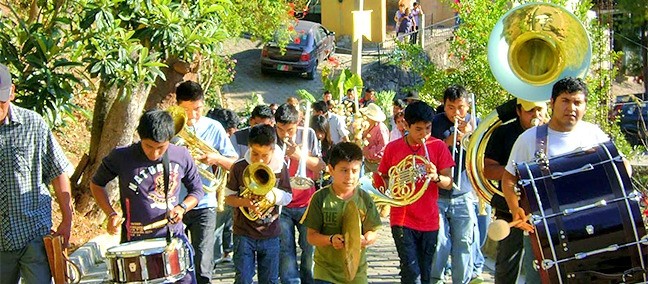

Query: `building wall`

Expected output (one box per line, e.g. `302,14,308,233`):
386,0,456,29
322,0,386,43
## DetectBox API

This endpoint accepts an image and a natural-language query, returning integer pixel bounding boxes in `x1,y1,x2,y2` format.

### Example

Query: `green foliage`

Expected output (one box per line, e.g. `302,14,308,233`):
321,67,364,101
203,55,237,109
391,0,636,155
296,89,316,103
374,89,396,118
0,6,84,127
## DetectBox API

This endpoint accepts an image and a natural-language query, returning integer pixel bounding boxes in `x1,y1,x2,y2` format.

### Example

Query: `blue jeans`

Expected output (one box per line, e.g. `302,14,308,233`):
279,206,314,284
0,237,51,283
391,226,438,284
431,193,476,284
233,235,280,284
214,205,234,260
472,201,492,276
183,207,216,284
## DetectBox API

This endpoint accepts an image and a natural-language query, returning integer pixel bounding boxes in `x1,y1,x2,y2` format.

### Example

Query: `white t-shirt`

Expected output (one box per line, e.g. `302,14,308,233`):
326,112,350,144
504,121,609,175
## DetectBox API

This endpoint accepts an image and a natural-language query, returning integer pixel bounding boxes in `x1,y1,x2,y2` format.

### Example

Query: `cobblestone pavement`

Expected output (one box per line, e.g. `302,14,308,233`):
211,217,496,283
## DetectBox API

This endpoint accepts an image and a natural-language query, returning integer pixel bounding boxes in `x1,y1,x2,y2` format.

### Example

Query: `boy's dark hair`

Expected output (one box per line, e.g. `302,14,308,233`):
274,103,299,124
251,105,274,120
551,77,589,101
248,124,276,146
175,81,204,102
313,101,328,114
404,101,435,125
443,85,469,104
138,109,176,142
207,108,240,130
323,90,331,96
365,87,375,93
328,142,363,168
393,98,407,109
310,114,330,137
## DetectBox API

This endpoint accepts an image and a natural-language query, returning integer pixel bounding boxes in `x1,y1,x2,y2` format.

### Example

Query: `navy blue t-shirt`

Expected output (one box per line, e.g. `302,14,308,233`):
93,143,204,242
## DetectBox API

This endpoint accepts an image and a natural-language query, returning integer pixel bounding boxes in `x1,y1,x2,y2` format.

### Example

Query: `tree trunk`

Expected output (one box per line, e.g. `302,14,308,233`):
144,57,199,110
73,83,151,221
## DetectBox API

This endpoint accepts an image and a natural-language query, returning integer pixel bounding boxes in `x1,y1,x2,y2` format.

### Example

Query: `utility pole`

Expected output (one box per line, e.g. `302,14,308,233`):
351,0,371,77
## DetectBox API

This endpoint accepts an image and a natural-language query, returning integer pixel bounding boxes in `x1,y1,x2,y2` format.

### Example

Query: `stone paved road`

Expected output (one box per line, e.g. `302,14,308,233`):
212,217,497,283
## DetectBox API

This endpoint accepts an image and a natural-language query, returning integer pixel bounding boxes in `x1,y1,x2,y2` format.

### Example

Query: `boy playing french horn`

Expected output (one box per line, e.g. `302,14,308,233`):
375,101,455,283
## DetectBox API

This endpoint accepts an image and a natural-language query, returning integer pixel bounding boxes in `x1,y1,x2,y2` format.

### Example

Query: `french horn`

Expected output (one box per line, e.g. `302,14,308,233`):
467,2,590,205
167,106,229,211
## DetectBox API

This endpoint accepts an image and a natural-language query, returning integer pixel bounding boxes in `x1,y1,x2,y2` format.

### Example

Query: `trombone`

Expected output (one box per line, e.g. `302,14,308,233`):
288,100,315,190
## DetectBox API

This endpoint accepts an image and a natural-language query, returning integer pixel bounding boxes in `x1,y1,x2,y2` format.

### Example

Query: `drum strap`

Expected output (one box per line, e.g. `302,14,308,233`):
163,151,172,243
535,125,570,258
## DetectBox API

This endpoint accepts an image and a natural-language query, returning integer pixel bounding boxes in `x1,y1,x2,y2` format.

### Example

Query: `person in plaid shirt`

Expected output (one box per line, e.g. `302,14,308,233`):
0,63,74,283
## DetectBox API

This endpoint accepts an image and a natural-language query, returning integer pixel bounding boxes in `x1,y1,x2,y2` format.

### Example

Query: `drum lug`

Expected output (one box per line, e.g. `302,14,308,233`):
140,255,149,280
117,258,126,282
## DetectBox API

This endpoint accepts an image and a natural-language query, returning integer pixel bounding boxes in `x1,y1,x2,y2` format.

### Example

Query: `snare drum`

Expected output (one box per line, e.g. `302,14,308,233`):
105,238,190,283
517,141,648,283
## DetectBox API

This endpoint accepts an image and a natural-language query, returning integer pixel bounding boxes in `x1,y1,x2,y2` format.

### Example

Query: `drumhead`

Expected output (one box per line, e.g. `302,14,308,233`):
106,238,179,256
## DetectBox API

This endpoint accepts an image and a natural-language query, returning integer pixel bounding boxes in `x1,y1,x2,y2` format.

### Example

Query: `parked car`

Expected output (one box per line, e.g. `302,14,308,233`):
260,20,335,80
610,93,647,146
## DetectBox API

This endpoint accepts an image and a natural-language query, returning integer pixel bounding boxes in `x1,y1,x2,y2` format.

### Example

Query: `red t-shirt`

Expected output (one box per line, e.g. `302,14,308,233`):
376,136,454,231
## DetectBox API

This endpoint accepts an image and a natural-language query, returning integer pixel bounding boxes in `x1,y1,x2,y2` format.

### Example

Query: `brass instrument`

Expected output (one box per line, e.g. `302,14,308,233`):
291,100,315,190
341,200,362,282
240,162,277,221
168,106,229,211
466,3,590,204
359,139,434,206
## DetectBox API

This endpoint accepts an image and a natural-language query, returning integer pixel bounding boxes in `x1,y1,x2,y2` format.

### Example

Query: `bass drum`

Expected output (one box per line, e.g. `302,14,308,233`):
105,238,190,283
517,141,647,283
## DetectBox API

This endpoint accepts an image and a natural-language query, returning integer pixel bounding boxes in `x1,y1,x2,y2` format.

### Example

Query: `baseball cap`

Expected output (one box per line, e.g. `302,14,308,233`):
0,64,13,102
517,98,547,111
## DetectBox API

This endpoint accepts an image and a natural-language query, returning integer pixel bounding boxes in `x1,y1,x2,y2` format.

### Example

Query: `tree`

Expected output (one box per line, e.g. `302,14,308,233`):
1,0,304,221
615,0,648,92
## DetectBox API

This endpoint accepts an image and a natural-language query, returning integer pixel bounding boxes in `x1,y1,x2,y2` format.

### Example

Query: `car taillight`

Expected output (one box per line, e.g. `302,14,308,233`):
261,48,268,57
300,53,310,61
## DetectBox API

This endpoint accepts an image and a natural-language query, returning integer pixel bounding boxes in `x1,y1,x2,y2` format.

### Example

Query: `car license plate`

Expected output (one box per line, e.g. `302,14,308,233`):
277,64,291,71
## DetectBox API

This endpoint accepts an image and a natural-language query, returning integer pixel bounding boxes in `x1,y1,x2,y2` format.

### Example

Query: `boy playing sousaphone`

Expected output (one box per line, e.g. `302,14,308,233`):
301,142,382,284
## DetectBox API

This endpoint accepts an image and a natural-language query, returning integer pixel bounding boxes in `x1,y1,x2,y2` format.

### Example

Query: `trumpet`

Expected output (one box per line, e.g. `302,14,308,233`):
167,106,228,211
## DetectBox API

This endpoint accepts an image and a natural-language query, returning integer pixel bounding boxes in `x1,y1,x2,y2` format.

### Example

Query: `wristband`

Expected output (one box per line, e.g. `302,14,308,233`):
329,235,334,244
433,174,442,183
178,202,188,212
108,211,118,217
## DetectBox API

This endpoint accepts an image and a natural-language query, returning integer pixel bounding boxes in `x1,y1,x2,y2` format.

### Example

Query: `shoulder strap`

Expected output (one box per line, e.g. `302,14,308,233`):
534,124,548,162
162,151,172,241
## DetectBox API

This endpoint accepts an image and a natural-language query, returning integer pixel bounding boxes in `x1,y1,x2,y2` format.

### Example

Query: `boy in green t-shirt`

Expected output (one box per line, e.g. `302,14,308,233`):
300,142,382,283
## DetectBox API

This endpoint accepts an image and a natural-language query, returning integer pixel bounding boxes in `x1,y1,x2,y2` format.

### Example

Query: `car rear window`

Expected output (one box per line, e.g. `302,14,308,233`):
289,32,310,47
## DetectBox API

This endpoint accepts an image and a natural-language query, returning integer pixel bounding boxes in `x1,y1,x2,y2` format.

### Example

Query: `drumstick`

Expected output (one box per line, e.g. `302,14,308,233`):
143,219,169,231
487,218,529,241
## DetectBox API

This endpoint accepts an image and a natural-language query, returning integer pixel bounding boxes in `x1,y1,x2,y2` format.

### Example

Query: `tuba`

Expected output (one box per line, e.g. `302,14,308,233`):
466,2,591,205
240,162,277,221
167,106,229,211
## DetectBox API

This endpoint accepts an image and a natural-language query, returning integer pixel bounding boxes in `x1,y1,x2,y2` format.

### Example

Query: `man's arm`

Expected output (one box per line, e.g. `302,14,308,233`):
52,174,73,246
483,158,506,180
306,228,344,249
501,171,533,232
90,182,122,235
435,167,454,190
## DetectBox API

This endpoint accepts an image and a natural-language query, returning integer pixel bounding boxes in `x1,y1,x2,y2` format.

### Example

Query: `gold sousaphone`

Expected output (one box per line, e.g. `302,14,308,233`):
168,106,229,211
467,2,591,204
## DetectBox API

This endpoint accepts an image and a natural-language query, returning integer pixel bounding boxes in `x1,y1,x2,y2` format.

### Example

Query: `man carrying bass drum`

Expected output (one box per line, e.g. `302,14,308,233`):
483,98,548,283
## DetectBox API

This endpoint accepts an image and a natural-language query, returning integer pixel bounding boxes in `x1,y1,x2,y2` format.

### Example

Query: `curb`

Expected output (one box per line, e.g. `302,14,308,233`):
68,233,119,280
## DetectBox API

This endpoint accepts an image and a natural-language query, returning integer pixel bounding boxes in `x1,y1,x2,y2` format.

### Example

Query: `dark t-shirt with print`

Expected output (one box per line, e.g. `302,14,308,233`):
92,143,204,242
484,118,525,221
227,159,292,240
